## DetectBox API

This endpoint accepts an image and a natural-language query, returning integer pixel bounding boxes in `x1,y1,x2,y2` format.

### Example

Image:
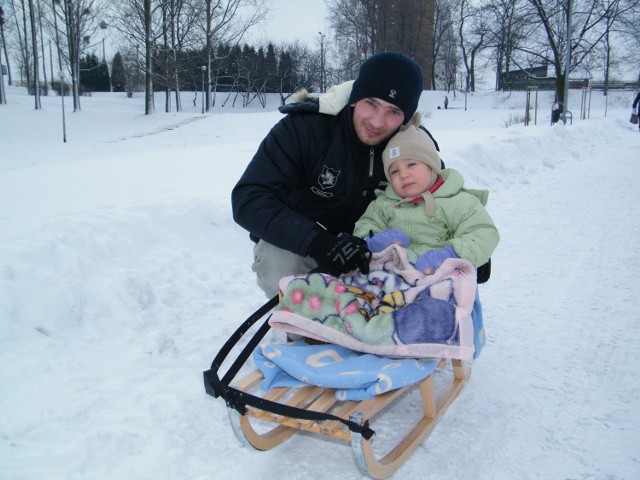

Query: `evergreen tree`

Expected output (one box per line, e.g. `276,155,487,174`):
265,44,278,93
111,53,126,93
96,61,111,92
80,54,101,92
278,51,296,93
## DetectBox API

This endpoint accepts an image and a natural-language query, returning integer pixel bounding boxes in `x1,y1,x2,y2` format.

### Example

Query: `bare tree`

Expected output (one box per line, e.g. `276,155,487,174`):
106,0,162,114
456,0,488,93
198,0,267,112
432,0,458,91
37,0,49,95
0,6,5,103
527,0,637,105
27,0,40,107
0,4,13,88
617,0,640,79
326,0,376,76
158,0,198,112
8,0,30,90
51,0,107,111
596,0,640,93
483,0,535,90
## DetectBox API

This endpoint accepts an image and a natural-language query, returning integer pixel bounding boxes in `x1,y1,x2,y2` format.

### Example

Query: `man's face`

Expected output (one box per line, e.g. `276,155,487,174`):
352,98,405,146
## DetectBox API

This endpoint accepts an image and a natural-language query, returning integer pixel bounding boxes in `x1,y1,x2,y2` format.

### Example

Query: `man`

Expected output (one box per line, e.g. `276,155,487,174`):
232,52,424,297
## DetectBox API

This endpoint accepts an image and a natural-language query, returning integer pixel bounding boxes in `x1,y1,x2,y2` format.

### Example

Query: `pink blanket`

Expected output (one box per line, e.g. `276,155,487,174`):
269,244,478,360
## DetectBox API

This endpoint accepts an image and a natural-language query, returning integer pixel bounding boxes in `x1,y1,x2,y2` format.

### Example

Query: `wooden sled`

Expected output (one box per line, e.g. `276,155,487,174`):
227,357,470,479
203,291,476,479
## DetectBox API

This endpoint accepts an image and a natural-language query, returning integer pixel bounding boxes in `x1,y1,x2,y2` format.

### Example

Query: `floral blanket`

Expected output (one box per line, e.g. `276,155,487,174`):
269,244,478,360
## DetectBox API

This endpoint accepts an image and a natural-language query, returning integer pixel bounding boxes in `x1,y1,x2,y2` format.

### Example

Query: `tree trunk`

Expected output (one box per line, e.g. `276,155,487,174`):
37,0,48,96
144,0,154,115
1,15,13,85
18,0,31,92
0,40,5,104
28,0,41,108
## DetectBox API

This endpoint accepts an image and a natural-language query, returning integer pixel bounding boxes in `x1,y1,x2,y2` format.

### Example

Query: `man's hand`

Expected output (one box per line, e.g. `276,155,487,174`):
309,232,371,276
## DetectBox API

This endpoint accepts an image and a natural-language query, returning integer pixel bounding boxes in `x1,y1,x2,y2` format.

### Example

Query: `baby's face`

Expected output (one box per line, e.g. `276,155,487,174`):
388,159,433,198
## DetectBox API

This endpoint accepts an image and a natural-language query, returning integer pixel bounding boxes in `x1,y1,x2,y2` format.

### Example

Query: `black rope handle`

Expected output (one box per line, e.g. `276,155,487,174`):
202,288,375,440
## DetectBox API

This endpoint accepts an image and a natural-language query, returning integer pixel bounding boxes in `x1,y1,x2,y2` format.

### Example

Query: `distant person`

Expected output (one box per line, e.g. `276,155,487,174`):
232,52,425,298
444,96,449,109
633,91,640,131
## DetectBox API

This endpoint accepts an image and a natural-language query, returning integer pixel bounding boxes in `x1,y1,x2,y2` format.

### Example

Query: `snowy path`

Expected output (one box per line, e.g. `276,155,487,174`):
468,121,640,479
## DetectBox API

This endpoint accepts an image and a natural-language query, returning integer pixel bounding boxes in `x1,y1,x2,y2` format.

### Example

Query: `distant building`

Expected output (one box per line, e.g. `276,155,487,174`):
372,0,435,90
500,64,638,91
501,65,550,88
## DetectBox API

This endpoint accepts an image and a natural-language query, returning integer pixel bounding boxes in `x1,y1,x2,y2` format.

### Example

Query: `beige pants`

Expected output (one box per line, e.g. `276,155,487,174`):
252,240,318,298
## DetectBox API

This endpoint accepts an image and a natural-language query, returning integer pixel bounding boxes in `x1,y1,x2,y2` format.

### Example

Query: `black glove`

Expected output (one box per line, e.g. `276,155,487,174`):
278,97,320,114
309,232,371,276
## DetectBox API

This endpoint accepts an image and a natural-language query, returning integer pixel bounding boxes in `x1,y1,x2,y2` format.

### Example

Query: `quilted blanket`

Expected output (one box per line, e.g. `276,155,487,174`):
269,244,478,360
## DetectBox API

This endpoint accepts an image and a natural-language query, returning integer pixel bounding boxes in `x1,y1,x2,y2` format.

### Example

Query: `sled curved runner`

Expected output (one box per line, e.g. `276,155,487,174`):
228,358,470,479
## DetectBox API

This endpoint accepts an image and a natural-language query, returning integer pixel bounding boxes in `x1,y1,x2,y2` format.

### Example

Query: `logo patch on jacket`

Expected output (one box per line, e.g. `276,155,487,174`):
311,165,341,198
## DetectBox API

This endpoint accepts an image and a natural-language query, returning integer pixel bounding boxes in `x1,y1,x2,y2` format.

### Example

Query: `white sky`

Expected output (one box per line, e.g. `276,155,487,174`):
249,0,331,47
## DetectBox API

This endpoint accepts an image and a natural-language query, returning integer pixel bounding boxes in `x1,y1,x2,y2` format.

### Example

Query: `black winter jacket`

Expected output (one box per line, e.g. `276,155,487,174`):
232,107,389,256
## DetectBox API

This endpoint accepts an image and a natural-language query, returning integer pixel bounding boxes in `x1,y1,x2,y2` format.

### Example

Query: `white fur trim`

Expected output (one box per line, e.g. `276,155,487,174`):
319,80,354,115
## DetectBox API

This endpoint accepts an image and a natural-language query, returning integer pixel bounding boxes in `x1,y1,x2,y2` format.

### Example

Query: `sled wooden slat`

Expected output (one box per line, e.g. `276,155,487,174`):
317,400,360,434
232,369,263,392
293,390,340,429
262,387,289,403
228,357,471,479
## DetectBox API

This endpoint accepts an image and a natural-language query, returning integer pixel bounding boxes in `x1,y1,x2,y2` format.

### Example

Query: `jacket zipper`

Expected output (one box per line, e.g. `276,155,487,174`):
368,148,374,177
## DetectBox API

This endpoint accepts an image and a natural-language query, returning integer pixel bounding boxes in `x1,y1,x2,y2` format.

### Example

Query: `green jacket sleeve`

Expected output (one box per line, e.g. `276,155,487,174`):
353,194,389,238
446,193,500,267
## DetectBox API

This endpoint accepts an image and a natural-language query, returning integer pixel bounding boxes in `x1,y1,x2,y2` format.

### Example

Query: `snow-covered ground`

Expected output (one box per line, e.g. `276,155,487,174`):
1,85,639,480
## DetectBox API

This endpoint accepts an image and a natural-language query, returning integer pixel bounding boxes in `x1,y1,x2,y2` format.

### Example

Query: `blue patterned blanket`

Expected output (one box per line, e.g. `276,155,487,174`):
254,342,439,401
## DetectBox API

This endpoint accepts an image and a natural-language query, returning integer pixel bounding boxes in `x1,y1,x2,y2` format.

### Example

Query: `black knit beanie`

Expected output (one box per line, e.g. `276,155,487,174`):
349,52,424,124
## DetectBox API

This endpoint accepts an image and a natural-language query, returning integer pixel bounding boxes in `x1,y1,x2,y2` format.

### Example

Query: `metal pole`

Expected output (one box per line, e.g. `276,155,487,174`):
0,38,5,105
59,71,67,142
562,0,573,123
201,65,206,114
318,32,325,93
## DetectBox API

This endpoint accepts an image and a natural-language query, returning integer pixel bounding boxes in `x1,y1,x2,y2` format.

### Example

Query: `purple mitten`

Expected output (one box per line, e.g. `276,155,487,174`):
415,246,459,275
365,229,410,253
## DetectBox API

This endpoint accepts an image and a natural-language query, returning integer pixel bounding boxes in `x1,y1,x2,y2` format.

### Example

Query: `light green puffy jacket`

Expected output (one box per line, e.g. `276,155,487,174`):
353,168,500,267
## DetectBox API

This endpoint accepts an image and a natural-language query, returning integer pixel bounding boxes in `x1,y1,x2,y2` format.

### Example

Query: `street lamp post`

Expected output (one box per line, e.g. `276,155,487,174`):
58,71,67,143
201,65,206,114
561,0,573,124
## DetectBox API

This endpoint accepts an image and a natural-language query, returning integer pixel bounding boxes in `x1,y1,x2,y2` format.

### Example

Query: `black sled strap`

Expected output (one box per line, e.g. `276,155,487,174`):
202,293,375,440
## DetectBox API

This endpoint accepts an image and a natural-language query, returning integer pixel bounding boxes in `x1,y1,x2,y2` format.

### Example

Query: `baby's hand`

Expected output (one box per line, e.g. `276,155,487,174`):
415,246,459,274
365,229,410,253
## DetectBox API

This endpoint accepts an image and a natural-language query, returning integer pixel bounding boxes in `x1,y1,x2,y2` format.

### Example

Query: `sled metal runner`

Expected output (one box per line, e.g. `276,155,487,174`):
202,290,472,479
227,359,469,479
